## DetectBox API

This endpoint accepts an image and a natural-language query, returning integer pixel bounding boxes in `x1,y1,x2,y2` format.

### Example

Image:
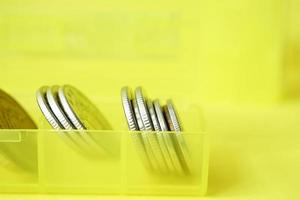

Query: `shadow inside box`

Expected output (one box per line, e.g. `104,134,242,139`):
283,40,300,98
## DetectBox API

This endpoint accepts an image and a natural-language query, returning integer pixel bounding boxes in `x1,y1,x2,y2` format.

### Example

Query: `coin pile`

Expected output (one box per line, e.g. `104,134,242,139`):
36,85,114,155
36,85,191,174
36,85,111,130
121,87,191,175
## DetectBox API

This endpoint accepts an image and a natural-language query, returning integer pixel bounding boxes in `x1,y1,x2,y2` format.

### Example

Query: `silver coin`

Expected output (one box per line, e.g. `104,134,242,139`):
121,87,153,171
58,85,111,130
132,98,159,172
153,100,169,132
166,100,182,132
164,100,191,174
121,87,139,131
147,100,161,131
135,87,153,131
58,85,116,155
135,88,169,173
132,98,146,132
147,99,171,173
153,100,182,173
36,86,63,129
38,86,94,155
46,86,74,129
47,86,91,148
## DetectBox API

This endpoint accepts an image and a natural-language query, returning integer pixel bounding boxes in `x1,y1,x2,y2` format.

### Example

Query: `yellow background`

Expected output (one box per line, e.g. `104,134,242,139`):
0,0,300,199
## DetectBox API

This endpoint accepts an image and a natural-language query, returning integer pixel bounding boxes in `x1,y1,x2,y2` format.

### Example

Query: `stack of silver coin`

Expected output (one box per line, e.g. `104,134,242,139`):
36,85,114,156
121,87,191,175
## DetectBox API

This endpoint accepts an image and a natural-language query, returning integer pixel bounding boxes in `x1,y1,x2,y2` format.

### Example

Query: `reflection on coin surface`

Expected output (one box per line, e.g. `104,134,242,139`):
47,86,74,129
121,87,153,171
164,100,191,174
0,89,37,172
147,100,171,173
153,100,182,173
58,85,111,130
36,86,63,129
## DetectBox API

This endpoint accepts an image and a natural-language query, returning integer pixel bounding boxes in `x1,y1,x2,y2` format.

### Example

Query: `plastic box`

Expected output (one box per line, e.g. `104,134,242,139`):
0,131,208,196
0,106,208,196
0,0,209,196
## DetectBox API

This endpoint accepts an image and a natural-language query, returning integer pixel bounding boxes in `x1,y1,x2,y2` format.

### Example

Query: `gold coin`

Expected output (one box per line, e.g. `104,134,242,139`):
0,89,37,172
0,90,36,129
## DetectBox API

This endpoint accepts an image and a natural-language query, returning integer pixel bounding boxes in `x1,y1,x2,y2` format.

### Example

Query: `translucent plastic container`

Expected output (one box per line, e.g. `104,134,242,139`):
0,106,208,196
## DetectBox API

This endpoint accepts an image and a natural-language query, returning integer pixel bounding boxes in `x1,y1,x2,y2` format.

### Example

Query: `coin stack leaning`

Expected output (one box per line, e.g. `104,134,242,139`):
121,87,191,175
36,85,113,155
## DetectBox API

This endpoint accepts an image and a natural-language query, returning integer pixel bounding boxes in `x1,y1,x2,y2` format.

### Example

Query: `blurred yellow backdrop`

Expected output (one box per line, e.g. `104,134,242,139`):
0,0,300,199
0,0,291,104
